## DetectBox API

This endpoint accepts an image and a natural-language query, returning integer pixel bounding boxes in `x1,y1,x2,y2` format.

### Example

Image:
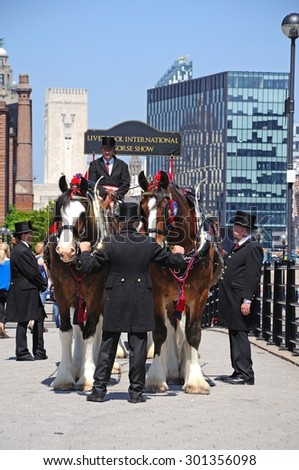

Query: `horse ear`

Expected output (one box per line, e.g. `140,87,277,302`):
59,175,68,193
80,176,88,195
138,171,149,191
159,171,169,189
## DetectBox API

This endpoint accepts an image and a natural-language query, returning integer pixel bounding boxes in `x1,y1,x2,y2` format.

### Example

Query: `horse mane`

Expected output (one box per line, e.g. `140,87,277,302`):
55,190,71,216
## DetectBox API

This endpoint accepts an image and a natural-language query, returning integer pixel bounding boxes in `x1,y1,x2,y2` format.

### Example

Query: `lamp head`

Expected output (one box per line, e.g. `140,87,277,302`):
282,13,299,39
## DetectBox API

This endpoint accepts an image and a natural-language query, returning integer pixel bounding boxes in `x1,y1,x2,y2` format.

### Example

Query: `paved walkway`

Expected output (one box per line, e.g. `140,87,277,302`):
0,322,298,451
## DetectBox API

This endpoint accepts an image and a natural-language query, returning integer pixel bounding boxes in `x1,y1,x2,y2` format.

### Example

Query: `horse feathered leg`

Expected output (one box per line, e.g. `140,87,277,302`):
52,329,76,390
181,344,210,395
145,346,169,392
146,331,154,359
75,334,95,391
145,314,168,392
181,296,211,394
72,323,84,382
165,317,180,383
116,335,129,358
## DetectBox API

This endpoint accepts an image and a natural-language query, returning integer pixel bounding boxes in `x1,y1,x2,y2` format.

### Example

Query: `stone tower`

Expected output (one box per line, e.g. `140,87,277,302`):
44,88,88,184
15,74,33,211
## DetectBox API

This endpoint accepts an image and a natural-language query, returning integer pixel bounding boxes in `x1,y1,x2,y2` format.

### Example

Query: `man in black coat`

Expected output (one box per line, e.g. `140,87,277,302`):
88,136,130,202
217,211,263,385
6,221,48,361
80,203,186,403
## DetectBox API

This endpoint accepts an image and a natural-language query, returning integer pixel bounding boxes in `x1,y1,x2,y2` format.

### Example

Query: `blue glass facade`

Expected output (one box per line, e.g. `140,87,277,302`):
147,71,289,237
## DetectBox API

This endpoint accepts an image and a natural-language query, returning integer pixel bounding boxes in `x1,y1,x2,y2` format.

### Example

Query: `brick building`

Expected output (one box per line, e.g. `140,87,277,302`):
0,42,33,225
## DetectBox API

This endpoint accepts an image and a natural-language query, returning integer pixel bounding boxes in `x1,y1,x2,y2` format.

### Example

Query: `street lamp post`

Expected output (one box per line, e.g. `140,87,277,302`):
281,233,287,262
281,13,299,260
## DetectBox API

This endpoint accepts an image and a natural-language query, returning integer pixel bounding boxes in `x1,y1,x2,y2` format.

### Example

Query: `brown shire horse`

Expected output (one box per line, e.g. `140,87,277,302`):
139,170,223,394
45,174,122,391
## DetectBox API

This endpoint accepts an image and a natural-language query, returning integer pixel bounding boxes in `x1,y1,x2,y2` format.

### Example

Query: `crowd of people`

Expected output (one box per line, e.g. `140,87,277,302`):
0,135,263,401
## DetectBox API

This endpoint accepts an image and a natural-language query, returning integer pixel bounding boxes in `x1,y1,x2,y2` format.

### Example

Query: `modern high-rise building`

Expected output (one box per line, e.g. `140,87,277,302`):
155,56,192,87
147,71,289,247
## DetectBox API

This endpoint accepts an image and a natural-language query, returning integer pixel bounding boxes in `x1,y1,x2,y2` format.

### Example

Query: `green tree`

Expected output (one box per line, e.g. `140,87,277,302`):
4,203,55,248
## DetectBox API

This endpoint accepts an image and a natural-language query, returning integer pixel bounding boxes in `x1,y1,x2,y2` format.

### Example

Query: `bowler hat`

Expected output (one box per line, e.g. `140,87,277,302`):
13,220,34,235
101,136,116,148
117,203,141,222
229,210,257,229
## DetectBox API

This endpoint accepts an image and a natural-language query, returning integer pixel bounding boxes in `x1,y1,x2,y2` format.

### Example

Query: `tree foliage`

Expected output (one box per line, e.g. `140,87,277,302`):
4,203,54,248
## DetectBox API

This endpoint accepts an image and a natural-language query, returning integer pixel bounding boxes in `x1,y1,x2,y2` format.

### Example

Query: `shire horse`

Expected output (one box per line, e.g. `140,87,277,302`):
139,170,223,394
45,174,123,391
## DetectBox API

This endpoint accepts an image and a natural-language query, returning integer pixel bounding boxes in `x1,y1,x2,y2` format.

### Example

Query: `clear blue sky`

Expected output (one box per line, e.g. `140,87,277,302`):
2,0,299,182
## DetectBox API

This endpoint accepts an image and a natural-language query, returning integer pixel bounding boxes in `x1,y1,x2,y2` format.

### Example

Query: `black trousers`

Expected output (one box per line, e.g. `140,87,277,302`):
0,290,8,324
16,318,46,359
93,331,147,398
228,329,254,381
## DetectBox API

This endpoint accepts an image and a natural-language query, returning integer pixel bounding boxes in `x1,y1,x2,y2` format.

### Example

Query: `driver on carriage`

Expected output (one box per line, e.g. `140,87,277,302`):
88,136,131,212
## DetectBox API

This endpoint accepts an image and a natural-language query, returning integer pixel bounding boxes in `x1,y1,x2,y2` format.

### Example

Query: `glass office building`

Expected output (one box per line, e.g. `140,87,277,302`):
155,56,193,87
147,71,289,242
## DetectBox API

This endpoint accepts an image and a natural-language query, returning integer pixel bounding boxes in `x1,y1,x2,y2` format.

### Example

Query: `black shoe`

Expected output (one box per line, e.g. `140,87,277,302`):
128,396,146,404
16,355,35,361
215,371,239,381
222,376,254,385
86,390,106,402
34,355,48,360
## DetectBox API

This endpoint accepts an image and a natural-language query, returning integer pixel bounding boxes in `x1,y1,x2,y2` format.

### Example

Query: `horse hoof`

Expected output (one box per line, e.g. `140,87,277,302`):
75,383,93,392
183,384,210,395
112,364,122,374
145,383,169,393
52,383,75,391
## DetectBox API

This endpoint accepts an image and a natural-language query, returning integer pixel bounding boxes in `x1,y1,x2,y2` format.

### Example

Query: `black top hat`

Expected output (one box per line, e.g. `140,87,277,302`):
101,136,116,148
13,220,34,235
229,210,257,229
117,203,141,222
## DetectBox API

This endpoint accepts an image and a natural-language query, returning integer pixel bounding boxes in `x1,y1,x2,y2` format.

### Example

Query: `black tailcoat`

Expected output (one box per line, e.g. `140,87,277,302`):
6,242,47,323
80,229,186,332
218,239,263,331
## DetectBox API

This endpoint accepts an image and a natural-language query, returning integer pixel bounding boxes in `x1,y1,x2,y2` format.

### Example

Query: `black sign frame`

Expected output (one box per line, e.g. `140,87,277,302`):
84,120,181,157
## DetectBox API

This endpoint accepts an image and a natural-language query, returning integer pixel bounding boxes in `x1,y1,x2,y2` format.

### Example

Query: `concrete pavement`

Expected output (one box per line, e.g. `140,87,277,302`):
0,320,298,451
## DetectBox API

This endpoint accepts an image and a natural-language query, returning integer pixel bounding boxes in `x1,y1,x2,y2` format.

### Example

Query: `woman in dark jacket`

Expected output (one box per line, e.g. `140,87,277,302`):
80,203,186,403
6,221,48,361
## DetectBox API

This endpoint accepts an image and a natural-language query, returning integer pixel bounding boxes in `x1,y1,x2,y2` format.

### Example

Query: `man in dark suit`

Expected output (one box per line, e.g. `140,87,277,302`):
88,136,130,202
6,221,48,361
217,210,263,385
79,203,186,404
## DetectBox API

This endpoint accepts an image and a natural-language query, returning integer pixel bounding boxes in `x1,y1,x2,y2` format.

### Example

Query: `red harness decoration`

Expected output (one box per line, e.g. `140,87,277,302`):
49,221,59,234
169,255,196,321
148,171,163,191
69,266,87,324
70,173,83,198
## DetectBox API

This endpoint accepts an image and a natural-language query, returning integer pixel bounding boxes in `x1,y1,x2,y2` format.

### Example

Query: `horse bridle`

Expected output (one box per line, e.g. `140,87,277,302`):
140,189,172,238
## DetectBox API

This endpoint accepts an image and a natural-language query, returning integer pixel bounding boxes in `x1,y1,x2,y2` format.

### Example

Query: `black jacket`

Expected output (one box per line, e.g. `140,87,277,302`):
217,239,263,331
6,242,47,323
80,229,186,332
88,156,130,199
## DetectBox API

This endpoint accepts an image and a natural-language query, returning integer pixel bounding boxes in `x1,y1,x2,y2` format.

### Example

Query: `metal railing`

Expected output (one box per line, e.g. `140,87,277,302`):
203,261,299,356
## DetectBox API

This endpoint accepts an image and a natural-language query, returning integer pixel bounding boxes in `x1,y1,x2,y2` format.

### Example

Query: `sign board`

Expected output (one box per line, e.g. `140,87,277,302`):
84,120,181,157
